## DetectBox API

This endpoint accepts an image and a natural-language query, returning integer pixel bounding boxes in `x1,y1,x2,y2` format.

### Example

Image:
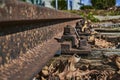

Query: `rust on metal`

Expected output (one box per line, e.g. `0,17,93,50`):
59,20,93,55
0,38,60,80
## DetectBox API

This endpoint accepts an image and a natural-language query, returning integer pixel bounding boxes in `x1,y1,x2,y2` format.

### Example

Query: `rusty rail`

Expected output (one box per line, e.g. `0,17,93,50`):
0,18,80,79
0,0,82,80
0,38,60,80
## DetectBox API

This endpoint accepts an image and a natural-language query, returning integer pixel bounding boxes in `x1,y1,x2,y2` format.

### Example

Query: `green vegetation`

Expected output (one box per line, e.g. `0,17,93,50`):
86,10,120,16
91,0,116,9
65,10,99,22
86,12,99,22
80,0,116,10
65,9,120,22
67,9,120,15
21,0,26,2
106,10,120,16
80,6,94,10
21,0,34,3
51,0,67,10
31,0,34,4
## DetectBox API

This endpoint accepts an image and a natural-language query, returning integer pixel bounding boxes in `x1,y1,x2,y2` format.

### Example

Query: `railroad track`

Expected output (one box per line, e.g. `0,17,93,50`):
35,48,120,80
0,38,60,80
1,1,120,79
33,22,120,80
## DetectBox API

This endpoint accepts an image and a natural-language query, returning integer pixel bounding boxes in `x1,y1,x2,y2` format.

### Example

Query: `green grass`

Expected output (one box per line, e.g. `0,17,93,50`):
64,10,100,22
64,10,120,22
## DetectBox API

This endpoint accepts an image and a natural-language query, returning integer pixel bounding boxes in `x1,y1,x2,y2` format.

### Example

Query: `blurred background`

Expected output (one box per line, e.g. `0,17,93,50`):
20,0,120,10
